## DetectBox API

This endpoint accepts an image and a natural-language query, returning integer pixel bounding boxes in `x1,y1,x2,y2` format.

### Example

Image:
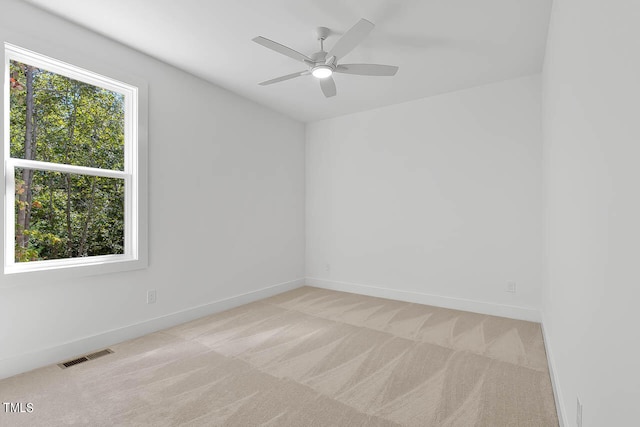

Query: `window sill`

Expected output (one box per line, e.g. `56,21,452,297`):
2,255,147,284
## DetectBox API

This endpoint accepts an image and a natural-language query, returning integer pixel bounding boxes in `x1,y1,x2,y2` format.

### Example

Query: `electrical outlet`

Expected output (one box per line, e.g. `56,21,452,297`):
506,282,517,293
147,290,157,304
577,397,583,427
324,263,330,272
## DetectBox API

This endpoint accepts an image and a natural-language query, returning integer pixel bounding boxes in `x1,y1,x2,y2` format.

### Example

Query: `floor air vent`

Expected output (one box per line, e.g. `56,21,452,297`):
58,349,113,369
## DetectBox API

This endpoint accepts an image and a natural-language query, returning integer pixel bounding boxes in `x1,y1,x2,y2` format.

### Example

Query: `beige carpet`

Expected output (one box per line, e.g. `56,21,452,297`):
0,286,558,426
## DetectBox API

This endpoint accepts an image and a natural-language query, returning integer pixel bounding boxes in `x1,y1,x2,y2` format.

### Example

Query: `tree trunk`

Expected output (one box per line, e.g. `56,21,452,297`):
78,177,97,256
47,175,55,225
64,174,73,257
16,65,36,251
63,84,79,257
24,122,37,233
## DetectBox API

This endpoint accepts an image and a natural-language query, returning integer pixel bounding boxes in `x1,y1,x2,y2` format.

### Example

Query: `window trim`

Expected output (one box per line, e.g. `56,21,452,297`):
3,42,147,276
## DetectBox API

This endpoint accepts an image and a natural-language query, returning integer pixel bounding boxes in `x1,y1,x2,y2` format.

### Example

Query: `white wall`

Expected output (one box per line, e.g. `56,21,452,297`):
542,0,640,425
0,1,305,378
306,76,543,320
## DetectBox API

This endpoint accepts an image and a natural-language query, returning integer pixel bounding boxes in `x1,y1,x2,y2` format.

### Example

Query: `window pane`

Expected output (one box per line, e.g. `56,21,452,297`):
9,60,125,170
15,168,124,262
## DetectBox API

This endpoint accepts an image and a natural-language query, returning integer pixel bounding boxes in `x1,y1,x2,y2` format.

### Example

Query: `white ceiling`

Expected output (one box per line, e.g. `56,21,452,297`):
24,0,552,123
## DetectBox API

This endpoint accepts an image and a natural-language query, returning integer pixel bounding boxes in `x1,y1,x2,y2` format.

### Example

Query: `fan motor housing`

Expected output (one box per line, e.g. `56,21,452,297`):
310,51,328,62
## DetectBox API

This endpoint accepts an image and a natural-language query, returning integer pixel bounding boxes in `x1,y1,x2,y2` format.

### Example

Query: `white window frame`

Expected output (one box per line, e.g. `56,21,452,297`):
3,43,147,276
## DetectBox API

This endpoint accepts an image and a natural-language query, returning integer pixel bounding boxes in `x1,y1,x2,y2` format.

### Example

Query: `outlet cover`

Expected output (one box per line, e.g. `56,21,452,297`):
147,290,157,304
506,282,517,293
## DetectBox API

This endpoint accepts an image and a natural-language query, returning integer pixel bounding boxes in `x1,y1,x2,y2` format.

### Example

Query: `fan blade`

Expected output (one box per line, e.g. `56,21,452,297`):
319,76,336,97
335,64,399,76
252,36,312,63
327,18,374,60
259,71,309,86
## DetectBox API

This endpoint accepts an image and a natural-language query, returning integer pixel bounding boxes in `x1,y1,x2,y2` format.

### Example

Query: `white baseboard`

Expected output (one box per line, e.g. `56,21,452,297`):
306,277,541,322
540,312,567,427
0,278,305,380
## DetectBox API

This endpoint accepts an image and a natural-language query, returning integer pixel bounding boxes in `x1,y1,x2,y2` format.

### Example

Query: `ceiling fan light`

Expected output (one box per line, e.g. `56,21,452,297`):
312,66,333,79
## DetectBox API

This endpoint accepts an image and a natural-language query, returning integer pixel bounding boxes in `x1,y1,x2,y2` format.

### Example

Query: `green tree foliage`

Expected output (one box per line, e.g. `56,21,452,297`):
10,60,125,262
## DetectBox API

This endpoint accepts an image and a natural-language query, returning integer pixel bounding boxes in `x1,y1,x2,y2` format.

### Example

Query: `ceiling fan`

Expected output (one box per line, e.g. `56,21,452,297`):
253,18,399,98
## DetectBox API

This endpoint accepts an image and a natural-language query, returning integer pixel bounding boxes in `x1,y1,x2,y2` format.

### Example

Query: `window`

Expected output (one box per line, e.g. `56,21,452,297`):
3,43,146,275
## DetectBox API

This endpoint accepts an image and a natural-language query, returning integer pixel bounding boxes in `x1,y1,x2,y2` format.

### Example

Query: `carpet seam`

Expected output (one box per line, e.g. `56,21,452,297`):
258,299,549,375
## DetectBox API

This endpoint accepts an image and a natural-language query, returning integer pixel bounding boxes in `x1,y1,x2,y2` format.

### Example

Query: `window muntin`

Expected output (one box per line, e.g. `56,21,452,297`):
4,44,139,274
